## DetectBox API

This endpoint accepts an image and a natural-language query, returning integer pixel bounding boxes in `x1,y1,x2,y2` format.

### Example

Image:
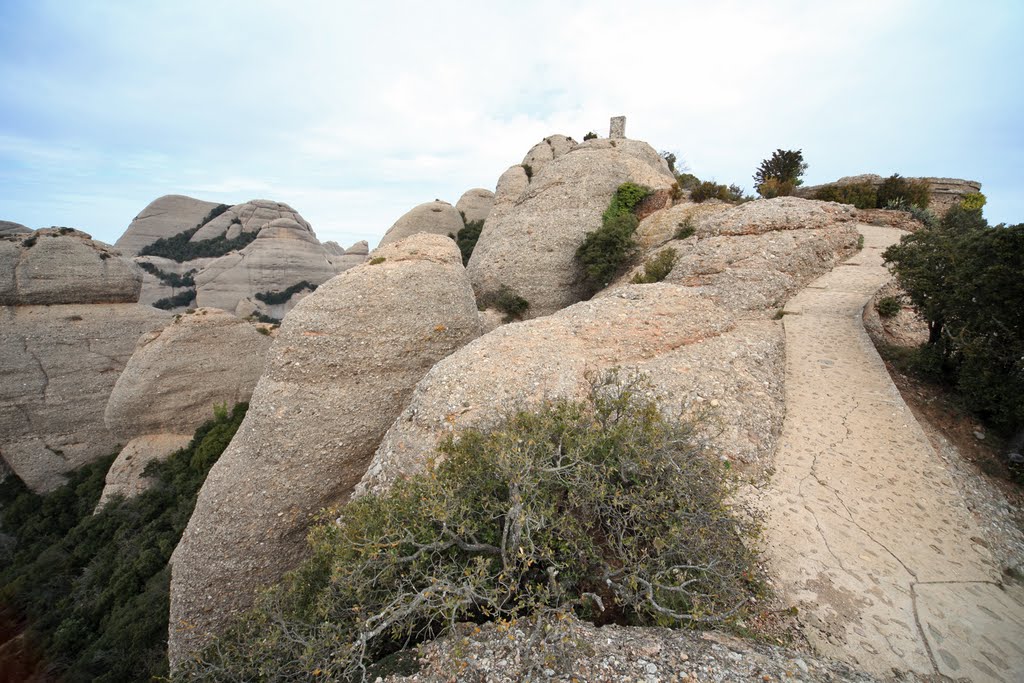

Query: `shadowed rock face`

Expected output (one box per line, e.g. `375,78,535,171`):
0,228,142,306
0,220,31,235
115,195,224,255
0,303,171,492
377,200,464,248
467,142,675,318
169,234,482,665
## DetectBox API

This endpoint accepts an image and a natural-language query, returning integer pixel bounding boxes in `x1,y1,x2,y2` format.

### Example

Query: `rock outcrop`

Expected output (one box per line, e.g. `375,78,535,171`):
467,139,675,318
104,308,271,441
0,303,170,492
96,433,192,508
377,200,463,247
521,134,578,176
115,195,224,255
1,228,142,306
189,199,311,242
194,219,341,316
358,285,784,496
796,175,982,217
0,220,31,235
169,234,483,663
455,188,495,225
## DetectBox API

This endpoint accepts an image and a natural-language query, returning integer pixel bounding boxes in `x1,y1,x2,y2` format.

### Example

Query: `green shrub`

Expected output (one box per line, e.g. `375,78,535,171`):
153,289,196,310
138,205,260,263
674,218,696,240
455,219,484,266
369,256,386,265
660,151,678,175
690,181,733,203
675,173,700,190
576,183,651,293
583,131,598,141
137,261,196,288
814,182,878,209
632,248,678,284
907,205,939,229
756,178,795,198
254,280,318,306
877,174,930,209
478,284,530,322
876,296,902,318
960,192,987,211
754,149,807,194
884,206,1024,430
175,372,762,681
522,163,533,180
0,403,248,682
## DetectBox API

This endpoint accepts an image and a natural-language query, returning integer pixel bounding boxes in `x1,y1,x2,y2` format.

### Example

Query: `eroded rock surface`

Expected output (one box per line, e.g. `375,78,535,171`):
169,234,482,664
1,228,142,306
104,308,271,441
467,141,675,318
455,188,495,225
190,199,311,242
115,195,223,255
96,433,192,508
0,220,31,235
377,200,463,247
0,304,170,492
194,219,340,316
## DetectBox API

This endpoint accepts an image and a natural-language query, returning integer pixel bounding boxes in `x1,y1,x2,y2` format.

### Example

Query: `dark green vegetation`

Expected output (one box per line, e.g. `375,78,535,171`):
631,248,678,284
478,284,530,322
875,295,902,318
815,175,931,211
583,131,598,141
254,280,318,306
138,205,261,262
369,256,386,265
690,181,746,203
0,403,247,682
754,149,807,198
576,182,651,293
674,219,696,240
137,262,196,288
884,207,1024,433
454,218,484,266
152,289,196,310
176,373,762,682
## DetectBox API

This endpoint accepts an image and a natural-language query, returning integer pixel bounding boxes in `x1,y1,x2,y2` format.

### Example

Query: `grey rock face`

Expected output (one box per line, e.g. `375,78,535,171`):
467,144,675,318
521,134,578,176
104,308,271,442
190,199,311,242
169,234,482,664
455,188,495,225
377,200,463,247
358,285,784,495
0,220,31,235
0,229,142,306
116,195,224,255
96,433,192,509
0,304,171,492
194,219,340,315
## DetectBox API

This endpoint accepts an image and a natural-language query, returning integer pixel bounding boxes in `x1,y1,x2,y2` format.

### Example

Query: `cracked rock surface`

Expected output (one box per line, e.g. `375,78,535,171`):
762,224,1024,682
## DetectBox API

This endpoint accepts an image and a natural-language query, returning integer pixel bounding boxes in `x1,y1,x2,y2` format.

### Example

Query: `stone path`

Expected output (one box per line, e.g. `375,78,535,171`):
764,224,1024,682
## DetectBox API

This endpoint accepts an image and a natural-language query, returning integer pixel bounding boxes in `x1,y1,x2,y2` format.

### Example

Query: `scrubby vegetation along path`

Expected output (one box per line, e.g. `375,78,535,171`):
764,224,1024,682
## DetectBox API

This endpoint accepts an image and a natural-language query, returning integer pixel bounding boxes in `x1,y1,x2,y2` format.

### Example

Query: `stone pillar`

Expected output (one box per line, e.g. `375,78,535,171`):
610,116,626,139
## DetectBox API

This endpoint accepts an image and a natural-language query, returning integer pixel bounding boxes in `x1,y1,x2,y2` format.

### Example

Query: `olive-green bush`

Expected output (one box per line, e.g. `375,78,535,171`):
814,182,878,209
175,372,762,682
254,280,318,306
631,248,678,284
877,174,930,210
478,284,530,322
576,182,651,293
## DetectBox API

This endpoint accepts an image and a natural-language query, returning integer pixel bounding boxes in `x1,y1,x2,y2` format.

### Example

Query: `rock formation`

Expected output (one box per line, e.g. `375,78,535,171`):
194,219,341,317
169,233,482,663
1,228,143,305
115,195,225,255
455,188,494,225
189,199,311,242
521,134,578,176
0,302,170,492
377,200,464,247
97,308,272,506
467,137,675,318
796,174,982,217
0,220,31,235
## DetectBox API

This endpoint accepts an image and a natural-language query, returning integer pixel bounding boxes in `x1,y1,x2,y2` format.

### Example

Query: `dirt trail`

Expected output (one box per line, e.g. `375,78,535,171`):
763,224,1024,682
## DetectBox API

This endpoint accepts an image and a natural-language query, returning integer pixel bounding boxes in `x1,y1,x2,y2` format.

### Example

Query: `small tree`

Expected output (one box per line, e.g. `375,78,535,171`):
754,149,807,197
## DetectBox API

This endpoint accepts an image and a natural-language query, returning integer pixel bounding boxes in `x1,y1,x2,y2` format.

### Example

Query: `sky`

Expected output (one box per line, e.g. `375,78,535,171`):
1,0,1022,248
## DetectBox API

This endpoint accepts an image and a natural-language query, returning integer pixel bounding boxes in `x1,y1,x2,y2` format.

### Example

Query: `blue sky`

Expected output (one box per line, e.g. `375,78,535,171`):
1,0,1022,247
